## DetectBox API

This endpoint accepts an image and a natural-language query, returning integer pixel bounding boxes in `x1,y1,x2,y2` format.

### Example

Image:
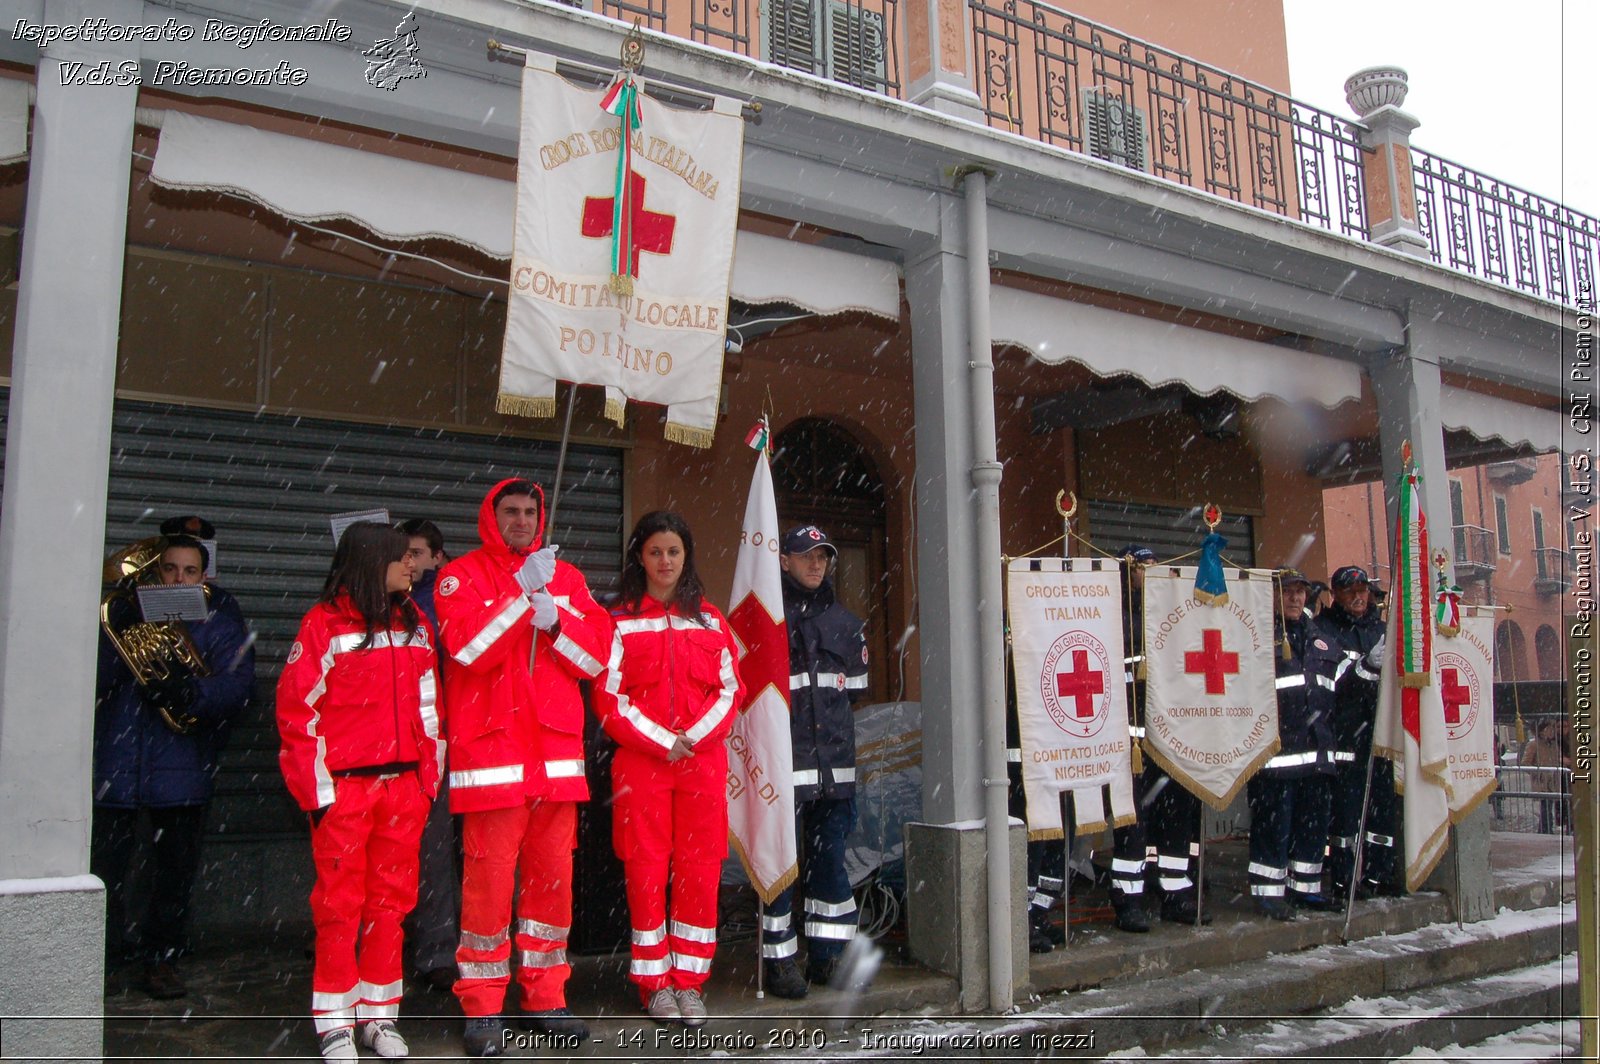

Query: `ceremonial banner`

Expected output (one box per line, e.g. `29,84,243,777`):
1006,558,1136,838
1436,608,1497,821
725,427,797,902
1373,458,1452,891
1142,566,1279,808
499,52,745,448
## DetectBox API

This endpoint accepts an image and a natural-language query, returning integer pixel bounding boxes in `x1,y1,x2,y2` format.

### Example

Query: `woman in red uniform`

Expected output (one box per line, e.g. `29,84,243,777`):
277,523,444,1062
596,511,744,1027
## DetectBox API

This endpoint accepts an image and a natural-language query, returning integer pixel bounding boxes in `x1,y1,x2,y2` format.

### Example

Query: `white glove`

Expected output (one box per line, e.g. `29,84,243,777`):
528,589,559,631
515,546,558,596
1364,636,1386,670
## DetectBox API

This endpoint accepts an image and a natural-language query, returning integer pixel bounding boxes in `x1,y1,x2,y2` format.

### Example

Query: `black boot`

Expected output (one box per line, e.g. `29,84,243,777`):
1160,890,1211,925
1112,899,1150,934
764,957,809,999
1028,910,1054,953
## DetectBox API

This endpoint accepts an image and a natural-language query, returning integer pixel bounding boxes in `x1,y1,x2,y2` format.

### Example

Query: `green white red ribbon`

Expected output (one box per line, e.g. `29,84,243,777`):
599,72,642,294
1393,452,1432,693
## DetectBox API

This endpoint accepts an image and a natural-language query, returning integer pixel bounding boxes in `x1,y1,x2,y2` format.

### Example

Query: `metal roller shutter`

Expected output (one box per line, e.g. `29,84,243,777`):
1085,498,1256,568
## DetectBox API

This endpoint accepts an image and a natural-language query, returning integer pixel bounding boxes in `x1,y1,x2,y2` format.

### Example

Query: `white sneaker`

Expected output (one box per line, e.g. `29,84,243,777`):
361,1020,409,1059
646,987,681,1024
319,1027,358,1062
675,987,708,1028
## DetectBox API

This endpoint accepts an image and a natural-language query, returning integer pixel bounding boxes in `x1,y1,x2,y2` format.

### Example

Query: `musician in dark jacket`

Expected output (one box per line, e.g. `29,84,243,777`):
1246,568,1340,919
762,525,869,999
1316,564,1399,901
93,533,255,999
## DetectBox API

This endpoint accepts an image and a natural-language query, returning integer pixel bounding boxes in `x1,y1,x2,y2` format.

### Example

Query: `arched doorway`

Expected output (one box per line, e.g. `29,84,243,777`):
771,417,891,702
1535,625,1562,681
1495,621,1530,683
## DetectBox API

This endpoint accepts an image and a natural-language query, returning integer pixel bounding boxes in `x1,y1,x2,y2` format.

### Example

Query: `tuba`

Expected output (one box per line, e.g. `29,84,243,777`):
100,536,212,735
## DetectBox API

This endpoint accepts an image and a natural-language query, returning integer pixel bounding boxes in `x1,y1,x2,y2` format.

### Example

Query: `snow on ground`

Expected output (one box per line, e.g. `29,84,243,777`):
1392,1020,1582,1062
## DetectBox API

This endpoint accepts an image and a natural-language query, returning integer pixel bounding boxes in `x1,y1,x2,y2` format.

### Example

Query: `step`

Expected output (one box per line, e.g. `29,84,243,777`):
1151,953,1579,1063
1393,1018,1583,1063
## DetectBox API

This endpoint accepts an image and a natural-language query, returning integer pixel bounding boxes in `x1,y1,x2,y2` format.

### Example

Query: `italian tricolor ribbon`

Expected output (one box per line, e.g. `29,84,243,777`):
599,71,642,295
1393,451,1432,694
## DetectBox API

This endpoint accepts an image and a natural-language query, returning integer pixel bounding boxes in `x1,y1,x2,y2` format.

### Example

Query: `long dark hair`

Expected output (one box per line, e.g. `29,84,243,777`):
618,510,706,621
320,522,419,648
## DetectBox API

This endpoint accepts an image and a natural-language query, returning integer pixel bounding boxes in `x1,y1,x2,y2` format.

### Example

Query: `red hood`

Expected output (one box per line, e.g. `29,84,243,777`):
476,477,546,567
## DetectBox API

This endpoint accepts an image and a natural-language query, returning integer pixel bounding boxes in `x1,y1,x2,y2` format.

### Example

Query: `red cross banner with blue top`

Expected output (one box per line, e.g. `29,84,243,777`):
1141,565,1280,809
497,51,745,448
1006,558,1137,840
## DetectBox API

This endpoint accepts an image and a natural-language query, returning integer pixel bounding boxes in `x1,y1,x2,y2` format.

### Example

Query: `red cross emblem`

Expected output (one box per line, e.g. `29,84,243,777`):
582,170,677,277
1440,666,1472,726
1184,628,1240,695
1055,650,1105,719
728,593,787,710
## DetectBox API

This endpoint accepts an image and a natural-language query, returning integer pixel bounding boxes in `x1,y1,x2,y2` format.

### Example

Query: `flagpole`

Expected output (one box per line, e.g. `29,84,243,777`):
1340,736,1378,944
545,386,578,535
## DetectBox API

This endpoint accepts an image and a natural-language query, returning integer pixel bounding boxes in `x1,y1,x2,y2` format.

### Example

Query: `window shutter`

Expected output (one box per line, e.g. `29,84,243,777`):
1081,87,1150,172
765,0,821,75
824,1,888,90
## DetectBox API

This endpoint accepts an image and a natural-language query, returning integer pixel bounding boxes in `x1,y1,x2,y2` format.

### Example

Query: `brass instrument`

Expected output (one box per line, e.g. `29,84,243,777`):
100,536,211,735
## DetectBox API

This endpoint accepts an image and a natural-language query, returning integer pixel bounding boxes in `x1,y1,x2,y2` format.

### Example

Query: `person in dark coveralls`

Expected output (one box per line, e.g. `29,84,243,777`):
396,518,459,990
1109,544,1206,929
762,524,870,999
93,531,256,999
1318,565,1399,902
1246,568,1340,919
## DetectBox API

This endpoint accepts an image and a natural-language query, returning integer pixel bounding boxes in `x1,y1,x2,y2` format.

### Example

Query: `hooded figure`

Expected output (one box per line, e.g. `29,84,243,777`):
433,478,610,1054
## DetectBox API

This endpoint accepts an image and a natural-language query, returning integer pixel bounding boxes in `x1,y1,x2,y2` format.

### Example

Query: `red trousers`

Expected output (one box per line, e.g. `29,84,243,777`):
455,800,577,1016
309,773,429,1035
612,745,728,998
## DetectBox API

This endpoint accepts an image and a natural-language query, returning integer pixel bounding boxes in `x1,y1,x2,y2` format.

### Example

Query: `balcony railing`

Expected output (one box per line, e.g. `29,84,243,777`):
1486,457,1540,485
1534,547,1572,594
1452,524,1497,580
1412,149,1599,308
567,0,1597,308
593,0,902,97
966,0,1368,239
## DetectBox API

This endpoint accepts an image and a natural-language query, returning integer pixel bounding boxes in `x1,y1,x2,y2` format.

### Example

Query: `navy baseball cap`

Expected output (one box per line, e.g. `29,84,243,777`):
1330,565,1371,589
1119,544,1156,564
1277,567,1311,587
782,524,837,557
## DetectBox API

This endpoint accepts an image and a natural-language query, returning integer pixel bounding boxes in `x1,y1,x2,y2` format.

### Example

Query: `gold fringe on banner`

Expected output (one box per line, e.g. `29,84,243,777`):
603,396,627,428
496,394,557,419
664,421,716,449
610,273,634,297
1130,740,1144,775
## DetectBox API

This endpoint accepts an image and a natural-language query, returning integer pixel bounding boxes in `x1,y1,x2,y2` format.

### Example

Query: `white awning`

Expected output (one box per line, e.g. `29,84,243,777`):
991,285,1362,408
1441,385,1562,453
149,110,516,259
149,111,901,321
0,78,29,165
730,231,900,319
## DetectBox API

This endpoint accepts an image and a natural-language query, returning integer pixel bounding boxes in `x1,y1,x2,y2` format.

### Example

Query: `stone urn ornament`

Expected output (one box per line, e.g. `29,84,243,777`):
1344,65,1409,117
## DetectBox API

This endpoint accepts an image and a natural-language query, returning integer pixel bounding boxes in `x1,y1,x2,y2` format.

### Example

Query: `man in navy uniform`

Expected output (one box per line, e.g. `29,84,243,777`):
762,525,869,998
1247,568,1340,918
1318,565,1398,902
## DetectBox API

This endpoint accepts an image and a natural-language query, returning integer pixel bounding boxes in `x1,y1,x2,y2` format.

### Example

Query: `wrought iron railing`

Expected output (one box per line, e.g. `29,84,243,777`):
1534,546,1571,591
1452,524,1497,578
595,0,902,97
965,0,1370,239
1411,148,1598,307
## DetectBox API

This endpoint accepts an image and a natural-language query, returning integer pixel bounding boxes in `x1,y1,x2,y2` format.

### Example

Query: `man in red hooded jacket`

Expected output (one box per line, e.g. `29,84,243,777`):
433,479,610,1057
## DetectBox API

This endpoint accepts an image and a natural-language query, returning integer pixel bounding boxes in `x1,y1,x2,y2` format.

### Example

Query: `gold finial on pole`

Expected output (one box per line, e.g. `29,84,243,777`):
1202,502,1222,531
621,18,646,71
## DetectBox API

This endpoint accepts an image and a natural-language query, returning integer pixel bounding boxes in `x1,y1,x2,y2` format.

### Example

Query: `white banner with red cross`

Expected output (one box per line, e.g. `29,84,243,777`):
1436,608,1497,821
1141,566,1280,808
498,52,745,448
1006,559,1136,838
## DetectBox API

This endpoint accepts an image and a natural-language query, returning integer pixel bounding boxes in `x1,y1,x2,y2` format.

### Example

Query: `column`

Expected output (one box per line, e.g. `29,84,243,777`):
1344,66,1430,258
1371,315,1494,922
902,187,1026,1010
0,2,140,1058
904,0,984,121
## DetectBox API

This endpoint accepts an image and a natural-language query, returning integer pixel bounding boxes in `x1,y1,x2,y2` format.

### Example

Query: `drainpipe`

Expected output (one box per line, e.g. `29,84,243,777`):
959,165,1012,1012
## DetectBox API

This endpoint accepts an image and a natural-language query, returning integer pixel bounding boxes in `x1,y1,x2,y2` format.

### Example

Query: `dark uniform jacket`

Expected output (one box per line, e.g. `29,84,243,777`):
1262,611,1340,778
1311,603,1385,756
784,572,868,802
94,584,256,808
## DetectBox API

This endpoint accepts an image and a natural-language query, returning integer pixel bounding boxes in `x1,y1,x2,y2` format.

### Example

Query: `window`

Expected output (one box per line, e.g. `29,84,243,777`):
1450,478,1466,560
764,0,889,92
1082,87,1150,172
1494,495,1511,555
